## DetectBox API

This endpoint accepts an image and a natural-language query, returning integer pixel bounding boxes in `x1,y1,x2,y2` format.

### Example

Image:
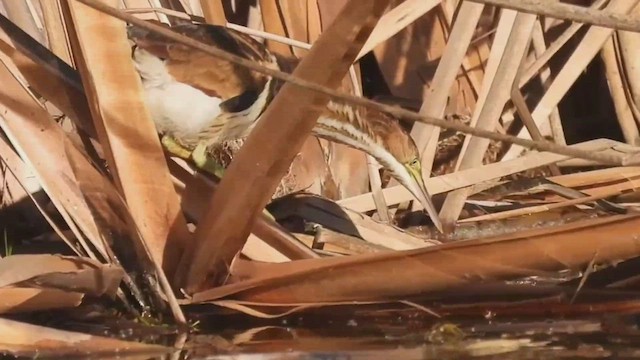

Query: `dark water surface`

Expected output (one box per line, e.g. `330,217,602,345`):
6,303,640,359
187,315,640,360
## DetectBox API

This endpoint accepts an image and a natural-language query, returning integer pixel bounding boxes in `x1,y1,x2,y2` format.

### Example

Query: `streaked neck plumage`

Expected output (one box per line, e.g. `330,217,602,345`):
312,102,409,182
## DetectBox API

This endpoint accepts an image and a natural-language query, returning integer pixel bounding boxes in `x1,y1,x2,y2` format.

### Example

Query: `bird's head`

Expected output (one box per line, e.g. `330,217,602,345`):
378,121,444,232
317,104,443,232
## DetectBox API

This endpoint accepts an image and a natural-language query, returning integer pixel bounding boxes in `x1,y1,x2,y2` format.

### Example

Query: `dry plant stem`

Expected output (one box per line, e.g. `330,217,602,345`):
530,18,565,146
74,0,630,166
176,0,390,292
460,191,622,223
367,155,390,223
0,58,148,313
454,9,518,161
177,0,199,15
518,0,608,89
124,7,203,22
199,0,226,25
395,1,484,213
122,0,167,22
38,0,73,65
2,0,45,44
439,12,537,230
258,0,293,55
126,0,441,63
191,214,640,303
0,58,107,258
351,70,389,223
411,1,484,174
226,22,312,50
440,0,484,95
0,15,95,138
618,5,640,111
510,79,562,176
339,139,624,212
1,16,169,317
467,0,640,33
602,36,640,145
570,254,598,305
174,165,318,260
355,0,441,59
0,134,84,256
277,0,313,58
62,0,192,279
504,0,640,161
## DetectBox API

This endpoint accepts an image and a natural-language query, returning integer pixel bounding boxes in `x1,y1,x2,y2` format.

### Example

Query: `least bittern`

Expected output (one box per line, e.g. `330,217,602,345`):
127,22,444,233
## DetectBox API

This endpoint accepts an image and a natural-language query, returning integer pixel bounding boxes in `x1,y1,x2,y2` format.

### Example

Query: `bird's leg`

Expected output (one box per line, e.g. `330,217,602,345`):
161,135,192,159
190,142,277,221
191,142,226,179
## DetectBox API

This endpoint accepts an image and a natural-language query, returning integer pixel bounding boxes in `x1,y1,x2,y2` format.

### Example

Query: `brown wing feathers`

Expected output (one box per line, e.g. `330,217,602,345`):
128,21,416,163
128,21,275,100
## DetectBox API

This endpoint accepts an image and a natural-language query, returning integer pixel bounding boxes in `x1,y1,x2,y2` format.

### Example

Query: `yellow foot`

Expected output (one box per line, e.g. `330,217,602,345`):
262,209,276,221
161,135,192,159
190,143,277,222
191,142,226,179
191,144,276,222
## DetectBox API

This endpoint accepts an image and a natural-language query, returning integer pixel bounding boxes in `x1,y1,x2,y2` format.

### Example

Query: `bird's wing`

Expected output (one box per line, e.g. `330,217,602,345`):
127,21,277,103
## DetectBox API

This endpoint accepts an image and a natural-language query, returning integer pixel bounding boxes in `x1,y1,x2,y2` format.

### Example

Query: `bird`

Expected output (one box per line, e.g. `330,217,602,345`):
126,21,444,233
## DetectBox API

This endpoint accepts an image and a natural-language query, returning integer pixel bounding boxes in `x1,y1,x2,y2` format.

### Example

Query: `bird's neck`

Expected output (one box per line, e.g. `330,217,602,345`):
313,103,407,181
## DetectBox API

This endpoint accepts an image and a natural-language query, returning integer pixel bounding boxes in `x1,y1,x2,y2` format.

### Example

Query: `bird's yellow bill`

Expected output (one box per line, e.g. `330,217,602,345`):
406,167,444,233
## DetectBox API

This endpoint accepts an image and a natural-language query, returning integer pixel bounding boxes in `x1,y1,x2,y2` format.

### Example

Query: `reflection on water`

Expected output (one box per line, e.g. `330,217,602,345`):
6,306,640,359
178,314,640,360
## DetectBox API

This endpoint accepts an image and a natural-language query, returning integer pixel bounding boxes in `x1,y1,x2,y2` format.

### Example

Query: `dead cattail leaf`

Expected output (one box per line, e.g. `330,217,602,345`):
61,0,192,278
191,213,640,304
0,254,124,314
38,0,73,66
0,57,112,257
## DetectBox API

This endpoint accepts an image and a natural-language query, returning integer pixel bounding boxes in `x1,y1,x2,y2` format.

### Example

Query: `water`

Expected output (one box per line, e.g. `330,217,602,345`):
175,313,640,359
6,300,640,359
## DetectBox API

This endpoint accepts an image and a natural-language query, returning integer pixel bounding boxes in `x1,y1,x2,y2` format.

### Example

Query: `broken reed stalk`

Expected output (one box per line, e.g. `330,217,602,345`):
72,0,632,166
62,0,191,280
199,0,226,25
411,1,485,175
510,73,562,176
518,0,608,89
601,35,640,145
503,0,640,162
467,0,640,33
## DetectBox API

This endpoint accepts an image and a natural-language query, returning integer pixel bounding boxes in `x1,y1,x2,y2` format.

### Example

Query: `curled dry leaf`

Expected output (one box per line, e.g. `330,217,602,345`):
0,317,170,358
0,254,124,314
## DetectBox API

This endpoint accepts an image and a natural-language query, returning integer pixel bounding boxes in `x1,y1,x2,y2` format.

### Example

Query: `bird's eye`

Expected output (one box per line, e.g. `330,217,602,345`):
410,158,420,167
